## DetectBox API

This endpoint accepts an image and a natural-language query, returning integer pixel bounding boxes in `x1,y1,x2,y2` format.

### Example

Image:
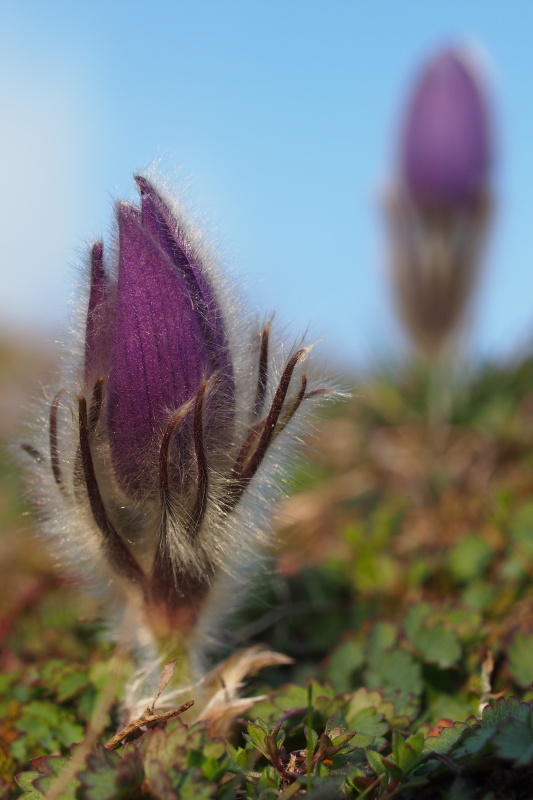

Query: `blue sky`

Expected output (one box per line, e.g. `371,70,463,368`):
2,1,533,369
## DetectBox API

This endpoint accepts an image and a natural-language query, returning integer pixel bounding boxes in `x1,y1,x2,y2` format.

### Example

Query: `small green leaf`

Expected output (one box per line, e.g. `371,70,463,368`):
366,646,423,700
451,726,494,759
347,707,388,740
305,725,319,755
366,622,397,661
20,757,79,800
324,638,364,692
510,502,533,559
226,744,250,774
256,764,279,791
78,763,120,800
508,633,533,688
77,745,145,800
15,701,84,753
392,731,424,773
15,771,44,800
447,534,493,582
412,625,462,668
251,682,333,724
492,715,533,766
366,749,386,776
200,755,227,783
404,603,431,642
480,696,530,727
172,766,214,799
145,758,178,799
32,775,78,800
424,723,469,754
39,660,90,703
245,720,270,753
143,720,207,773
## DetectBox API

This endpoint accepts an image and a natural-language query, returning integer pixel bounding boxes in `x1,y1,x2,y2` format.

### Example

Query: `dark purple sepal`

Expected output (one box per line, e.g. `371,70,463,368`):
84,242,110,385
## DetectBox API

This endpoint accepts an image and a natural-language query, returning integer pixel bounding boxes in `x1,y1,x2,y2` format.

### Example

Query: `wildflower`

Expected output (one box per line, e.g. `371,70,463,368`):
401,49,491,209
22,175,329,720
385,47,493,356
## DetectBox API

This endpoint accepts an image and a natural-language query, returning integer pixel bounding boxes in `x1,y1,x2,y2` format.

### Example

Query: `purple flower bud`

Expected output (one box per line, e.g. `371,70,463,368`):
401,48,491,209
22,175,330,707
104,186,234,493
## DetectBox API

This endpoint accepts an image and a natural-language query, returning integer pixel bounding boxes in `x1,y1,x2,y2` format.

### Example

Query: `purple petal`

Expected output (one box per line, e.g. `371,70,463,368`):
106,204,213,490
134,176,233,378
135,177,236,447
401,49,491,208
84,241,110,386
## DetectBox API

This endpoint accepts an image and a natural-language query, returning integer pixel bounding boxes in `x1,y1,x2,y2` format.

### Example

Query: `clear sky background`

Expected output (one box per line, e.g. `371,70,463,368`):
2,1,533,370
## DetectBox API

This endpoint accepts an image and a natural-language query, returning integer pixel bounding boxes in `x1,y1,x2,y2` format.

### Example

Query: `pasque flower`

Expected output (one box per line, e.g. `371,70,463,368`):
23,175,328,719
401,49,491,209
385,46,493,356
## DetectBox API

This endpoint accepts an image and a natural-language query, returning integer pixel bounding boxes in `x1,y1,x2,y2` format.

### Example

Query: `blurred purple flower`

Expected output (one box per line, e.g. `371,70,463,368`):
385,45,494,356
401,48,491,209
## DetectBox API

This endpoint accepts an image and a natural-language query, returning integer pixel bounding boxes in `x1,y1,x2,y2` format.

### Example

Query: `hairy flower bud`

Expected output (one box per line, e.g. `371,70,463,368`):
105,181,235,495
22,175,330,719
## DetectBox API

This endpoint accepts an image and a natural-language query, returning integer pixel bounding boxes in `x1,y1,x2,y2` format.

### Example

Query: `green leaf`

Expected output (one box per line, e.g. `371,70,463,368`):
15,771,44,800
366,622,397,662
324,638,364,692
303,777,345,799
447,534,493,582
256,764,279,792
403,602,431,642
461,579,494,612
507,633,533,688
77,760,121,799
251,682,333,724
174,767,216,800
492,715,533,766
412,625,462,668
143,719,207,773
244,718,284,764
31,775,79,800
479,696,531,727
345,688,392,719
39,660,90,702
346,707,388,740
144,761,179,800
424,723,469,754
510,502,533,559
198,755,227,784
328,727,358,749
184,741,228,784
344,688,392,750
392,731,424,774
305,725,319,755
245,720,271,753
77,745,145,800
451,726,494,759
366,645,423,701
16,756,78,800
226,744,249,772
424,692,478,727
366,748,387,777
15,701,84,753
